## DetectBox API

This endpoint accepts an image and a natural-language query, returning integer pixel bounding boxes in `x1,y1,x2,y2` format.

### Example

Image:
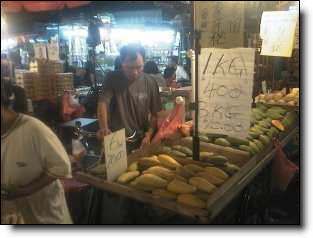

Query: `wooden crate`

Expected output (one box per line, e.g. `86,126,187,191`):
76,141,251,224
30,59,64,75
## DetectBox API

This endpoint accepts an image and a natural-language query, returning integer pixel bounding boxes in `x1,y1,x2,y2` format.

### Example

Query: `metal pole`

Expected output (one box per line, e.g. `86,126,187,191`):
192,1,200,161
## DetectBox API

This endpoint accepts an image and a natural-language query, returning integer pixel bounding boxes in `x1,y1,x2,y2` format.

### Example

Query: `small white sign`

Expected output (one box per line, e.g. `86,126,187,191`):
198,48,255,139
260,11,298,57
262,81,267,95
104,129,128,181
47,42,60,61
34,43,47,59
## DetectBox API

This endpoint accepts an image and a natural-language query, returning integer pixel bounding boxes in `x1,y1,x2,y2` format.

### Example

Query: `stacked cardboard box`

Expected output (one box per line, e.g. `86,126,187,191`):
29,59,64,75
14,60,69,102
51,73,74,99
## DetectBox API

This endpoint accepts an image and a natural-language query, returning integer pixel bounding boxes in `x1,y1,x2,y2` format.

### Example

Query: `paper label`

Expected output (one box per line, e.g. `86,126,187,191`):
260,11,298,57
104,129,128,181
198,48,255,139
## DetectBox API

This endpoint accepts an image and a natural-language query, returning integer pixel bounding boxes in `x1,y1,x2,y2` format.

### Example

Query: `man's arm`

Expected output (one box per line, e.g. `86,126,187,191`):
97,102,112,139
5,173,56,200
141,77,162,148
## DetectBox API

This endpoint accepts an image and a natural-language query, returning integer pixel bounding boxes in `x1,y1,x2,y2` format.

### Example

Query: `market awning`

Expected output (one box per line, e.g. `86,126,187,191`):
1,1,91,13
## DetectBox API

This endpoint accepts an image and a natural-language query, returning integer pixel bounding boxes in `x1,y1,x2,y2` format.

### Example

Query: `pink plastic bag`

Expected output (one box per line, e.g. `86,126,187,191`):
151,103,184,145
62,91,85,122
272,139,299,191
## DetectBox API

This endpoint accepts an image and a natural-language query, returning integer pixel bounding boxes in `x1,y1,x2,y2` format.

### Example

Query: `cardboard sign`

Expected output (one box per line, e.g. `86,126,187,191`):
262,81,267,95
195,1,245,49
34,43,47,59
47,42,60,61
260,11,298,57
293,16,299,49
104,129,128,181
198,48,255,139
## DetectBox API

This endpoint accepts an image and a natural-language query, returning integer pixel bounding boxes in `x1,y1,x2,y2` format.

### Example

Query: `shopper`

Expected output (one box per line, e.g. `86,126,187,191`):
164,66,178,88
169,56,190,83
97,44,161,150
144,61,166,87
1,78,73,224
2,79,28,114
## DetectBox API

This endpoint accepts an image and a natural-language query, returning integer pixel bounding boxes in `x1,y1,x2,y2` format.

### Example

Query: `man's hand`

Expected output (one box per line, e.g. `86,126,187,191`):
96,128,112,141
140,132,152,148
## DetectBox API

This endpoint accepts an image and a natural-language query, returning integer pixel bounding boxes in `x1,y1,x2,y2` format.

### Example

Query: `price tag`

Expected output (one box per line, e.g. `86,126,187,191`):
104,129,128,181
260,11,298,57
198,48,255,139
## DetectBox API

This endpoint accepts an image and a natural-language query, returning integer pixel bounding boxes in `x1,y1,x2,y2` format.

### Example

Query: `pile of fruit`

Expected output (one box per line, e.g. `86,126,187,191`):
116,154,239,210
255,88,299,107
176,105,298,158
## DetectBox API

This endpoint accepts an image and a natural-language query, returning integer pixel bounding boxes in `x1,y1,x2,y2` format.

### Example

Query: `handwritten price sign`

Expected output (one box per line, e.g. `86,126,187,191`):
260,11,298,57
195,1,244,49
104,129,128,181
198,48,255,139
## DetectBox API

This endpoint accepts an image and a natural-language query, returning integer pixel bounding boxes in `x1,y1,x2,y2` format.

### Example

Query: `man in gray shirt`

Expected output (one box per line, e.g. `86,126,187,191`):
97,44,161,151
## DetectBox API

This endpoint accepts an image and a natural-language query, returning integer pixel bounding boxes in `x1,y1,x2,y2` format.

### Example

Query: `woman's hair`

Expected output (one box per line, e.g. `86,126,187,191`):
144,61,160,74
163,67,176,79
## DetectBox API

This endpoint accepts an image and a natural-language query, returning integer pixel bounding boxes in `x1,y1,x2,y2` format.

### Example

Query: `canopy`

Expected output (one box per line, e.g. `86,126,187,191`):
1,1,91,13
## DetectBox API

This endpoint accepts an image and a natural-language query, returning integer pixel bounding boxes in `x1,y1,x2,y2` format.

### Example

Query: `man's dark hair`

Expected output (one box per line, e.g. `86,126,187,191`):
119,44,145,63
144,61,160,74
163,67,176,79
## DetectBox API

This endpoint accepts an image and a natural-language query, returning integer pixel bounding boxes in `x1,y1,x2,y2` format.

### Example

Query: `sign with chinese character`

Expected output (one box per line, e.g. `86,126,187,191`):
195,1,245,49
104,129,128,181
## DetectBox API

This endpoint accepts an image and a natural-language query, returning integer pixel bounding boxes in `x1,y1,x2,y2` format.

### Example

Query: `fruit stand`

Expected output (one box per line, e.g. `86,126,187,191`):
75,104,299,224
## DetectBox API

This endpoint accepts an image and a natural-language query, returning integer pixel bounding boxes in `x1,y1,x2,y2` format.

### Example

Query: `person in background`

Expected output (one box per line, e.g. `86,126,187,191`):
169,56,190,83
97,44,161,151
1,78,73,224
2,80,28,114
144,61,166,87
85,50,96,87
1,54,11,79
114,56,122,72
164,66,178,88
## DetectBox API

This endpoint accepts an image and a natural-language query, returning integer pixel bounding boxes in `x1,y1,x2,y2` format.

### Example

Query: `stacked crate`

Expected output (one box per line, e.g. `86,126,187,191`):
51,73,74,99
15,60,66,102
29,59,64,75
14,71,37,100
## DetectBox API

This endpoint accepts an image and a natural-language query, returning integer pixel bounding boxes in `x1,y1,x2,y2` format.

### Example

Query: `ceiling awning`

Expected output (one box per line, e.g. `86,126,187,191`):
1,1,91,13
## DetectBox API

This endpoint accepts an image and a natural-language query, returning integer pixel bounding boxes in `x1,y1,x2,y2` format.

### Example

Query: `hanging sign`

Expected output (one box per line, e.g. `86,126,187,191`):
260,11,298,57
198,48,255,139
104,129,128,181
47,42,60,61
34,43,47,59
195,1,245,49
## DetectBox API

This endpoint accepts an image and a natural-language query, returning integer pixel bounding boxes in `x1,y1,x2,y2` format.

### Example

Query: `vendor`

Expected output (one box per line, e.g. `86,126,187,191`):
169,56,190,83
164,66,178,88
1,78,73,224
97,44,161,151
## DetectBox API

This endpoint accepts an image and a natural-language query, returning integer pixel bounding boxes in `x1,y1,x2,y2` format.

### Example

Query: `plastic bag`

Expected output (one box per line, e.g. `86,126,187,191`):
272,139,299,191
151,97,185,145
62,91,85,122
